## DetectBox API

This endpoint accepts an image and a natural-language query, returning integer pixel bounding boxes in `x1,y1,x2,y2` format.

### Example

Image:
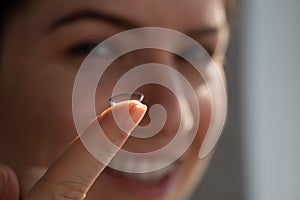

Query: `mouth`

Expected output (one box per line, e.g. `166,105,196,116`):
102,156,181,197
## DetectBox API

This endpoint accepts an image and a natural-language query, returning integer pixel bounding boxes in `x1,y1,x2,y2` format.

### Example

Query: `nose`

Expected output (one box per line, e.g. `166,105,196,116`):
127,49,182,137
133,48,174,66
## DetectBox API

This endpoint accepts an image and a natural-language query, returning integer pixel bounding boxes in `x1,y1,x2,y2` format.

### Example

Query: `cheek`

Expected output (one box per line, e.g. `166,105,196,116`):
8,63,74,116
0,53,81,171
0,54,78,144
196,84,212,143
173,150,212,200
172,85,213,198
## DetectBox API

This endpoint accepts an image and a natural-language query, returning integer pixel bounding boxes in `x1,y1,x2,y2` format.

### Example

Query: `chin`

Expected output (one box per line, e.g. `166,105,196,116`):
86,152,212,200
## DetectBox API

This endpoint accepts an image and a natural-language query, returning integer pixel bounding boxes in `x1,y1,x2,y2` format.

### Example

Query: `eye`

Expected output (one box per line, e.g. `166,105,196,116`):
91,44,114,57
68,41,114,58
180,46,212,63
69,42,98,56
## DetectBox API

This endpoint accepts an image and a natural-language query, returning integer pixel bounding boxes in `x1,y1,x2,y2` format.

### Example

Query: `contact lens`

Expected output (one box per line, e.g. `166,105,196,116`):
109,92,144,106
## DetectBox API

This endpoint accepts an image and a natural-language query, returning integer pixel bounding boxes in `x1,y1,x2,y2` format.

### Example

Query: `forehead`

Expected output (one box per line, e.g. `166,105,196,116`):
28,0,226,32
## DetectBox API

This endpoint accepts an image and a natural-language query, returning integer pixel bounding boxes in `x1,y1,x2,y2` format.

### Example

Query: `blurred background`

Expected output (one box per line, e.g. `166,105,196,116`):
191,0,300,199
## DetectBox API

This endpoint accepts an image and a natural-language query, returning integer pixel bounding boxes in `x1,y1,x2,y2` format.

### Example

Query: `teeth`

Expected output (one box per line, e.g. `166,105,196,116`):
134,158,153,172
122,164,175,184
109,152,172,173
119,156,136,172
108,155,177,184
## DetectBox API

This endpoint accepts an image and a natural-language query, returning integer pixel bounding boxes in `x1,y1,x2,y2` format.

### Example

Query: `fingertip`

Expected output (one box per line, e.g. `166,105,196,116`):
129,100,147,124
0,165,19,200
0,166,7,199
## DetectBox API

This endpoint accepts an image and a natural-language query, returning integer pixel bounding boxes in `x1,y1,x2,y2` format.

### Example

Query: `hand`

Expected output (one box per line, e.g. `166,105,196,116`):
0,100,147,200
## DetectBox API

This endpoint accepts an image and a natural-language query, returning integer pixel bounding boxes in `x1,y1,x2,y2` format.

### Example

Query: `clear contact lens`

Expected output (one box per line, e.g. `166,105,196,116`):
109,92,144,106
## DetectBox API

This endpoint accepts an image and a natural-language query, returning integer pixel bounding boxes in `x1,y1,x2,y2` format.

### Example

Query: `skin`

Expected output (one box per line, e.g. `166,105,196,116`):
0,0,229,199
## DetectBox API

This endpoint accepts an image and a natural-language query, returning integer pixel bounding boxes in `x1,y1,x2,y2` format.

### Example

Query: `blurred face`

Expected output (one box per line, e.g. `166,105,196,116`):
0,0,229,199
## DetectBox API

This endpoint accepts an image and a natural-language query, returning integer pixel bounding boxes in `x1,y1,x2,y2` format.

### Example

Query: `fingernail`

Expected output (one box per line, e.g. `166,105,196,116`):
111,100,147,135
0,167,7,199
129,101,147,124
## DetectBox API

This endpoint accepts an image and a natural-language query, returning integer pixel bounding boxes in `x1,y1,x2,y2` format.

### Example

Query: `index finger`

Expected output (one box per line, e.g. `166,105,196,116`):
26,100,147,200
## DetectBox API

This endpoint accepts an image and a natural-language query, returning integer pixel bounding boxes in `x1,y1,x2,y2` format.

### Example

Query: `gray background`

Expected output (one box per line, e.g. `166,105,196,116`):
191,16,244,200
192,0,300,199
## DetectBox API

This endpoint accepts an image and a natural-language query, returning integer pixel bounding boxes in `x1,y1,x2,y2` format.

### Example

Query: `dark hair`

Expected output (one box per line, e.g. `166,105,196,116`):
0,0,236,39
0,0,25,46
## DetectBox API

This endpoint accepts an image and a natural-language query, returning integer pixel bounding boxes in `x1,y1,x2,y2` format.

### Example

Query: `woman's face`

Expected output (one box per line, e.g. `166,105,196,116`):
0,0,228,199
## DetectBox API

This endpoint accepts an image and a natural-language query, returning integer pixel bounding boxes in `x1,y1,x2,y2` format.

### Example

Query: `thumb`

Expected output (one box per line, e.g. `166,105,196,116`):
0,164,20,200
26,100,147,199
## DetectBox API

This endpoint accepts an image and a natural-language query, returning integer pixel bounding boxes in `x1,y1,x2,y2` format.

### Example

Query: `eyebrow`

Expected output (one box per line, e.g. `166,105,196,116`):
187,27,221,37
49,9,140,31
49,9,225,37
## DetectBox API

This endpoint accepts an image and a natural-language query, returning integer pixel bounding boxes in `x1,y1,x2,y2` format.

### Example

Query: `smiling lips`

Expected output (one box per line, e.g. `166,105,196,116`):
104,158,180,197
